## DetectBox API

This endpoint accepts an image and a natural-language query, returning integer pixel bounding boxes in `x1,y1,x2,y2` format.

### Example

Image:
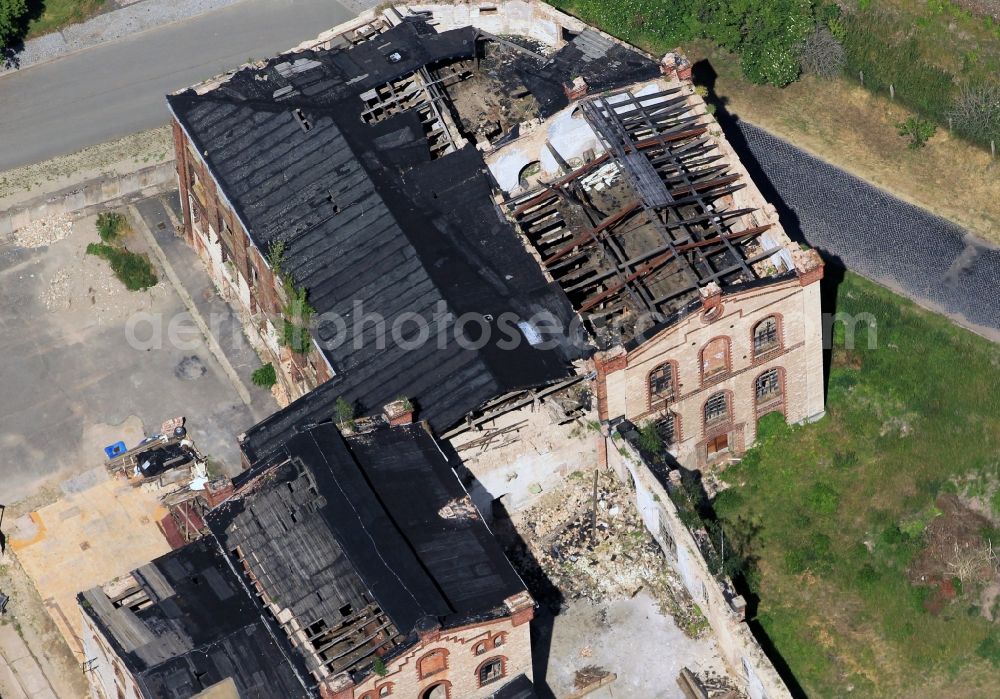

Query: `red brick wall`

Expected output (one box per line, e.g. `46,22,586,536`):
343,616,532,699
171,118,328,399
597,274,825,467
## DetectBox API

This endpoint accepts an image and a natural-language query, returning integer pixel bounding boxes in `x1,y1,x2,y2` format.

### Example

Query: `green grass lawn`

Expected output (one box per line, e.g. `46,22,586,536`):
25,0,106,39
714,272,1000,697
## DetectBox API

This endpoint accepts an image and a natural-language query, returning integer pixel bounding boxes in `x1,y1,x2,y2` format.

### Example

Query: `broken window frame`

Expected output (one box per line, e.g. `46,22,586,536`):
657,413,677,445
704,392,730,428
753,316,780,356
477,657,505,686
755,367,782,406
648,361,677,404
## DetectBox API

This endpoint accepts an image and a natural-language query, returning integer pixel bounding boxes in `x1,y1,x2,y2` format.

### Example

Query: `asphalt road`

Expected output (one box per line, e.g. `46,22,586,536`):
729,121,1000,340
0,0,358,170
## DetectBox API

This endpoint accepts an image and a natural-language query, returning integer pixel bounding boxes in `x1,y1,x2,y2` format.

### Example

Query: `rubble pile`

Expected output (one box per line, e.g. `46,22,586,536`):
696,668,743,697
12,214,73,248
510,470,708,636
41,260,127,314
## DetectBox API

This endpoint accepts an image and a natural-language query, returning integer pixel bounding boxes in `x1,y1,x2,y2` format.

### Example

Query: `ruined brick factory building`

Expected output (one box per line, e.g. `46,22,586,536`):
167,1,825,481
79,419,537,699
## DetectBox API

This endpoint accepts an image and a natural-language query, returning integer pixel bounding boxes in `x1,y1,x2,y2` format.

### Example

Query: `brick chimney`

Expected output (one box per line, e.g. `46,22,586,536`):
505,591,535,627
414,615,442,642
699,282,723,312
676,53,693,81
319,674,355,699
660,52,678,79
660,50,693,81
563,76,589,100
383,399,414,426
203,479,234,508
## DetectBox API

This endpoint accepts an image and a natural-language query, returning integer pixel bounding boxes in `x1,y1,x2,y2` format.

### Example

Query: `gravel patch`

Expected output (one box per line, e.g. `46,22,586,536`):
735,121,1000,336
2,0,250,74
11,214,73,248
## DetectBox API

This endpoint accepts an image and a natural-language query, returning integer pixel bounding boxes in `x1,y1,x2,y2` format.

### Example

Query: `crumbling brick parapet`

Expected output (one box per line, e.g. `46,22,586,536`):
792,248,825,286
504,591,535,626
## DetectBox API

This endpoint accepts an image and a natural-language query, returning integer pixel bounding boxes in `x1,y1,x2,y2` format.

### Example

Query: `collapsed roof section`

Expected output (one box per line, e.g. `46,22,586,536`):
499,83,797,348
79,538,311,698
208,421,528,685
167,18,593,454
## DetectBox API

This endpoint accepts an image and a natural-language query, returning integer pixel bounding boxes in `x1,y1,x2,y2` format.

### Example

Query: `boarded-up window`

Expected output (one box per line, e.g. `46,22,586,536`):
418,650,448,679
701,338,729,380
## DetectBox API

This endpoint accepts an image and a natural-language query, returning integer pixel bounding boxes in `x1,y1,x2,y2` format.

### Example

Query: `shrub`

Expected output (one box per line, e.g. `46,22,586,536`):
85,243,158,290
978,633,1000,667
896,116,936,149
267,239,286,275
799,27,845,78
251,363,277,388
806,482,839,515
637,420,664,454
279,277,315,353
281,319,313,354
335,397,356,427
948,83,1000,146
701,0,814,87
96,212,127,243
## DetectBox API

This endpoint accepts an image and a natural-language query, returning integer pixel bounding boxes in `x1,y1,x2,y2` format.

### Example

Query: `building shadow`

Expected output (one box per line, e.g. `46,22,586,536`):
692,58,847,400
684,469,808,699
818,253,847,400
489,497,561,699
616,420,809,696
440,439,562,699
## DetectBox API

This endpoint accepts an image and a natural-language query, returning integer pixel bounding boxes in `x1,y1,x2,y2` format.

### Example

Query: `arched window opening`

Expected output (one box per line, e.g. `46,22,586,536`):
704,392,730,427
753,317,779,356
478,658,505,686
755,368,782,406
418,650,448,679
649,362,676,404
657,414,677,445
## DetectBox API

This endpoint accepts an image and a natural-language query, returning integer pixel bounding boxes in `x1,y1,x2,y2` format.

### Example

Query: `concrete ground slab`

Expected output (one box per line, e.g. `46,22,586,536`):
0,624,58,699
0,207,275,504
9,474,173,658
541,592,729,699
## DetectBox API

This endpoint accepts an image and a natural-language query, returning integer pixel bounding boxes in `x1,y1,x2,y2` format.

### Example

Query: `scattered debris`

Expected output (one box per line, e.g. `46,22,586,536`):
507,470,708,637
568,665,615,697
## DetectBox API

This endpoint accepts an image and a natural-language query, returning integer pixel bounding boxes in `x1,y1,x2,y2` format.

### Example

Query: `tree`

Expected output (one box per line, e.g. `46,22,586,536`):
698,0,816,87
0,0,28,51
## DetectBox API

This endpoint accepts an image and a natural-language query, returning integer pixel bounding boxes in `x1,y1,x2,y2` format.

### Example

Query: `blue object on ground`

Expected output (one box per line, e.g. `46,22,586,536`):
104,441,127,459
